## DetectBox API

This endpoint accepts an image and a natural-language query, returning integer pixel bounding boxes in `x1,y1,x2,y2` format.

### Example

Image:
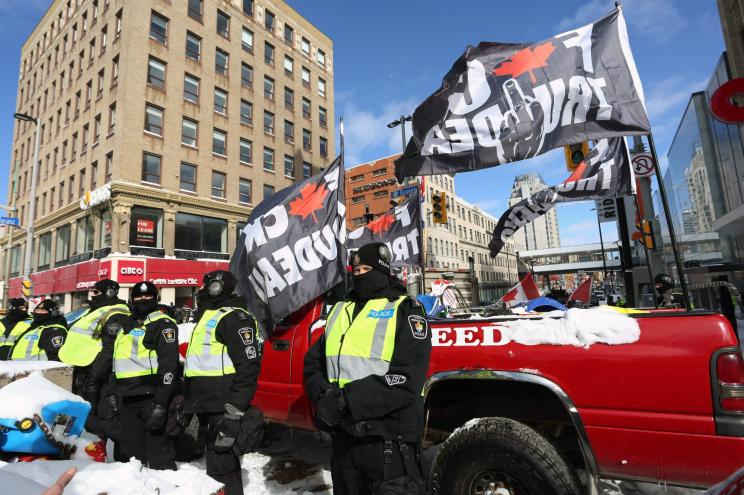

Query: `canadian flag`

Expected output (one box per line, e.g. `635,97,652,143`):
567,276,593,305
501,273,540,307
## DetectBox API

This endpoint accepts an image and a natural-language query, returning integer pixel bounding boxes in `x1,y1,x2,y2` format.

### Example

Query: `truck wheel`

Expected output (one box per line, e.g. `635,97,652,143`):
431,417,581,495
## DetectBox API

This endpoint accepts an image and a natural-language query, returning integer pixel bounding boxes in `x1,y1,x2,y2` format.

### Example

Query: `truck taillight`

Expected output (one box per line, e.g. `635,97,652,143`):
717,352,744,413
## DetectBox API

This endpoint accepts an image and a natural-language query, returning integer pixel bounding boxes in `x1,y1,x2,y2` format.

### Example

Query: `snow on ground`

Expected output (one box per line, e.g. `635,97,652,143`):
0,373,85,419
0,360,71,378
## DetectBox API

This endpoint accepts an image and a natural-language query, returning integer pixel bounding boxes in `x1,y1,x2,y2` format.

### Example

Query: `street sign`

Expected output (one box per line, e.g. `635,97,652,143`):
391,185,418,200
631,153,655,178
595,198,617,223
0,217,20,227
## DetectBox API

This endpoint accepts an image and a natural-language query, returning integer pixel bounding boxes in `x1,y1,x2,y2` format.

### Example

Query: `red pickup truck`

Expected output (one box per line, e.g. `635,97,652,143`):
247,298,744,495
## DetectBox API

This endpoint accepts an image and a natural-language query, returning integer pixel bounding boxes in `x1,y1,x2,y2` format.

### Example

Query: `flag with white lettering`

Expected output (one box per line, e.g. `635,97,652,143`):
489,137,633,257
347,188,423,267
230,156,346,336
394,7,649,180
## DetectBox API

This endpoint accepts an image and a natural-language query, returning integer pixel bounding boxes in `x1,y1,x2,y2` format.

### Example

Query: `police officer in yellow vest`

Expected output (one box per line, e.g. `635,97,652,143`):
93,281,179,470
0,298,33,361
59,279,130,445
184,270,262,495
9,299,68,361
304,243,432,495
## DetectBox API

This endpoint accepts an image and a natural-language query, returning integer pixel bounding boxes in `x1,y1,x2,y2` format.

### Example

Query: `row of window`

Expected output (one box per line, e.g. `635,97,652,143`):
349,167,387,183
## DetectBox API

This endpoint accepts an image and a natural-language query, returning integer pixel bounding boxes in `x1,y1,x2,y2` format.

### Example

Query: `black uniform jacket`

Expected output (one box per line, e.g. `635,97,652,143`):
14,315,68,362
304,282,433,443
183,294,262,414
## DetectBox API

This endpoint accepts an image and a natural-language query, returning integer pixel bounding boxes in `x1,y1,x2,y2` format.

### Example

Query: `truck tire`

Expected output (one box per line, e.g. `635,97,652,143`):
431,417,581,495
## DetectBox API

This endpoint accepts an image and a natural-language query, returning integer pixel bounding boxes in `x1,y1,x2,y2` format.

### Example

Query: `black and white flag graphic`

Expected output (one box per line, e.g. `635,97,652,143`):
395,8,649,180
347,188,423,267
488,137,634,257
230,156,346,336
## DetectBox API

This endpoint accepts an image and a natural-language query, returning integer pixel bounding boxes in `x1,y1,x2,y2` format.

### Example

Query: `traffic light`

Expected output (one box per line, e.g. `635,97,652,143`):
564,142,590,171
432,192,448,224
641,219,655,250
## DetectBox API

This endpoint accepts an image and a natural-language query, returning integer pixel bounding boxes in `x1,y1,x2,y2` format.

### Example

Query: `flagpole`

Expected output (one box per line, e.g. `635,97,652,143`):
632,194,658,308
340,117,349,298
647,133,691,310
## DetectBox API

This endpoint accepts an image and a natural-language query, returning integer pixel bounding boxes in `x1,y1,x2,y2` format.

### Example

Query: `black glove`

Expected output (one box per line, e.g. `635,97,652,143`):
213,404,244,453
143,403,168,431
80,379,101,406
315,385,347,427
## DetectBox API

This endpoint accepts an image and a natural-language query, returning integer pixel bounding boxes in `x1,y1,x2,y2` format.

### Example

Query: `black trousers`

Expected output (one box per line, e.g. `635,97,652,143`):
330,431,422,495
198,412,244,495
119,395,176,470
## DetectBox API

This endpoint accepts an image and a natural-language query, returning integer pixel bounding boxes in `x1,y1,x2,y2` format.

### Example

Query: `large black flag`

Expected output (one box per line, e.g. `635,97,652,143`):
347,188,423,267
488,137,633,257
230,156,346,336
395,8,649,180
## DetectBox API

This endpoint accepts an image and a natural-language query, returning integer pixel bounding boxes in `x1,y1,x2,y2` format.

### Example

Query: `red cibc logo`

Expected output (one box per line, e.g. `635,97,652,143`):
710,78,744,124
118,261,146,282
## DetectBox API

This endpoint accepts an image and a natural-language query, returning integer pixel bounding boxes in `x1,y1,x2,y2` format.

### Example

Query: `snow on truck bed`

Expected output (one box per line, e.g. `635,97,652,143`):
0,360,71,378
0,372,85,419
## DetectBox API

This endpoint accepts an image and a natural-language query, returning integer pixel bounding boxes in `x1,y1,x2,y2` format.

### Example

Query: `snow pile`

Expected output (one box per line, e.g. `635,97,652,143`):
0,373,86,419
0,361,71,378
0,459,222,495
500,307,640,348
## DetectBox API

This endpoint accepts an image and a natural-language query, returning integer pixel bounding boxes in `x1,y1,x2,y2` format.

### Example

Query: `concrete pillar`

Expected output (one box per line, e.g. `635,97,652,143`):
92,212,101,251
118,286,130,301
160,287,175,305
62,292,72,313
69,220,78,256
32,235,40,272
164,208,176,256
112,204,131,253
227,219,237,255
49,228,58,268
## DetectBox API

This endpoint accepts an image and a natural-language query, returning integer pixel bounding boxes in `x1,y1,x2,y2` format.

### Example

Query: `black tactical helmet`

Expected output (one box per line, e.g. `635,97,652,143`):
131,281,158,299
654,273,674,293
351,242,392,276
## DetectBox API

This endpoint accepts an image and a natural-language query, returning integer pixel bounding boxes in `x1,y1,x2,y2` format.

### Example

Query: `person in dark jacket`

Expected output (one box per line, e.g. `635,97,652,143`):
91,281,179,469
0,298,32,360
184,270,262,495
8,299,67,361
304,242,432,495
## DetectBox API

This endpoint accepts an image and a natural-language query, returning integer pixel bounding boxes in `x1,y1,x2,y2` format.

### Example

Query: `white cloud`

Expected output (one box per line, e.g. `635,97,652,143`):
473,198,505,216
557,0,685,42
645,75,708,121
561,219,597,234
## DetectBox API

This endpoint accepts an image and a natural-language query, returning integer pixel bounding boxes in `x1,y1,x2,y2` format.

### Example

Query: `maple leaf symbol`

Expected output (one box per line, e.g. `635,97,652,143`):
492,42,556,84
366,213,395,236
288,181,329,223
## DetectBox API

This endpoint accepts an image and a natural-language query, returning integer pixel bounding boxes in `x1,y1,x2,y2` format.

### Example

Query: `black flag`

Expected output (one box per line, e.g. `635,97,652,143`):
230,156,346,336
488,137,633,257
395,8,649,180
347,188,423,267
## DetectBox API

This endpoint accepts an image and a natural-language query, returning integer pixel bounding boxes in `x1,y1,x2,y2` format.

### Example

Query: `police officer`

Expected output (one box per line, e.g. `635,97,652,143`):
654,273,683,308
93,281,179,469
304,242,432,495
184,270,262,495
0,298,33,360
9,299,67,361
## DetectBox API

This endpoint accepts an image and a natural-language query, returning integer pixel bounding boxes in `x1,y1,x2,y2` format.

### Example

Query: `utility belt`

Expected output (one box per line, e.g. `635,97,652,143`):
375,440,427,495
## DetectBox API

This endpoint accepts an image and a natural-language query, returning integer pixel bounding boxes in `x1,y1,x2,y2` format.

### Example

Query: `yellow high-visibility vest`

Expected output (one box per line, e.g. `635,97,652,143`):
9,323,67,361
113,311,176,379
324,296,406,388
0,319,32,352
185,307,253,378
59,304,130,366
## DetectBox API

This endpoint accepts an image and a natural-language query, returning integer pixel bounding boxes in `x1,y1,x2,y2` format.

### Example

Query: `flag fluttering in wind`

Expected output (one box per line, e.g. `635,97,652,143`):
567,276,593,306
500,273,541,308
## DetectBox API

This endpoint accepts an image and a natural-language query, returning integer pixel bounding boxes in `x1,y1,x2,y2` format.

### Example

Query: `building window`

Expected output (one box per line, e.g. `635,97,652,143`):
264,41,274,66
185,32,201,61
175,213,226,253
318,78,326,98
108,103,116,134
56,224,71,262
319,106,327,128
284,55,293,76
284,25,294,45
284,155,294,178
319,137,328,157
150,11,168,44
264,111,274,135
181,118,198,147
215,48,229,75
351,174,364,182
284,87,294,110
180,162,196,192
240,138,252,164
184,73,199,103
144,104,163,136
263,147,274,171
147,57,165,89
101,25,108,51
216,10,230,38
130,206,163,248
303,129,311,151
301,37,310,56
211,171,226,198
303,161,312,178
38,233,52,268
302,66,310,88
265,9,275,31
242,27,253,52
242,0,253,16
214,88,227,114
213,129,227,156
240,99,253,126
106,152,113,180
94,114,101,142
263,184,275,199
264,75,274,100
374,190,388,199
239,178,252,204
372,168,386,177
317,49,326,68
91,161,98,188
351,196,364,204
302,97,311,119
284,120,294,143
141,152,161,184
241,62,253,87
76,216,95,254
187,0,202,21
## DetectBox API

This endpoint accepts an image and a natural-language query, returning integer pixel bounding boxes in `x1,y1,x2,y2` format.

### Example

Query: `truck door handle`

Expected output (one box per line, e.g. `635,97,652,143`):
272,339,290,351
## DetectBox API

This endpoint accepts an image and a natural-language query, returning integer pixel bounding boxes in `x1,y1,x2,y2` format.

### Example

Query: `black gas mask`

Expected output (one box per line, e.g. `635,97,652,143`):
198,270,237,303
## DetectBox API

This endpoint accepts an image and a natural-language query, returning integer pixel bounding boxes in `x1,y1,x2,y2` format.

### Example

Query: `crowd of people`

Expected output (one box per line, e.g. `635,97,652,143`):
0,241,432,495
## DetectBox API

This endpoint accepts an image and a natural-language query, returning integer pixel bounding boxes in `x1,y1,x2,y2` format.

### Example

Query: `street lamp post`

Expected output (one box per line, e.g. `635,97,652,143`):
387,115,413,154
14,112,41,300
591,207,609,284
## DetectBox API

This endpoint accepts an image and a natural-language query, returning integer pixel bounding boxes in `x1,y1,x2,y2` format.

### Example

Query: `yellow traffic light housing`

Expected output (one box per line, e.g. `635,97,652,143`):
641,220,655,250
432,192,448,224
564,142,590,171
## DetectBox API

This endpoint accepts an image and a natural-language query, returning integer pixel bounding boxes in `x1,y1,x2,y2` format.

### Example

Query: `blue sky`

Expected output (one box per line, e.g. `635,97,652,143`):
0,0,725,245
